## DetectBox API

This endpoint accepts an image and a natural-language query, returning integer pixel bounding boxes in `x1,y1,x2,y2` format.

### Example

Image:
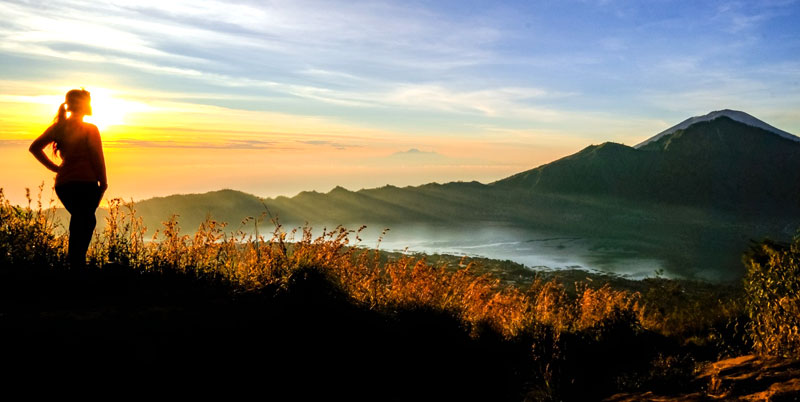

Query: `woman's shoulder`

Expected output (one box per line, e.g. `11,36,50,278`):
81,121,99,132
78,122,100,139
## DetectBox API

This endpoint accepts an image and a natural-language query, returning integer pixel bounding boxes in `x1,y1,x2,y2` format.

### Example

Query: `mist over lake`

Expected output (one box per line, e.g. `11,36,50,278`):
269,222,671,280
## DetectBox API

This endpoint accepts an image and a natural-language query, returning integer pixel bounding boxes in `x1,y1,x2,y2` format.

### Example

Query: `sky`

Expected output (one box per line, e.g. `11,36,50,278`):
1,0,799,205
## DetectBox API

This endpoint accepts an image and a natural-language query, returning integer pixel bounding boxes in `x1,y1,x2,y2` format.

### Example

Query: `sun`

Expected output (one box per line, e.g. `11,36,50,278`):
82,88,129,131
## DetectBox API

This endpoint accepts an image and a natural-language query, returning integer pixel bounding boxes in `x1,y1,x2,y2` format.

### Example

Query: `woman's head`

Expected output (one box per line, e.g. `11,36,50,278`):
55,88,92,123
52,89,92,156
66,89,92,116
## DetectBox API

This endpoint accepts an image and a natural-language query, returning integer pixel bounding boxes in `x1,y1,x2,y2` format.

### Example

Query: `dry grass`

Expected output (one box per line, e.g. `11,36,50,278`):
744,238,800,357
0,186,743,344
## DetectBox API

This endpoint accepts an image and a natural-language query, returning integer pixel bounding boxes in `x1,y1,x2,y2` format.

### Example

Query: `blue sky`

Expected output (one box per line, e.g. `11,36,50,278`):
1,0,799,201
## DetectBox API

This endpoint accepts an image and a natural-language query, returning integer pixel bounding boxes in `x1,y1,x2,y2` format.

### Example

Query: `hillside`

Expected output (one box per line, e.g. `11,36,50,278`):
494,116,800,212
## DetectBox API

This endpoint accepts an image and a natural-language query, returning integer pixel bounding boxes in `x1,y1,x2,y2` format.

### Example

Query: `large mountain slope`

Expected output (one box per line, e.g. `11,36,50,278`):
494,115,800,212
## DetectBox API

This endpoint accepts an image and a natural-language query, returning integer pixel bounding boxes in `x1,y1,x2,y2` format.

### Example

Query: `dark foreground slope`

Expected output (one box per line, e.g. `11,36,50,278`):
0,260,531,400
5,257,800,401
1,258,741,401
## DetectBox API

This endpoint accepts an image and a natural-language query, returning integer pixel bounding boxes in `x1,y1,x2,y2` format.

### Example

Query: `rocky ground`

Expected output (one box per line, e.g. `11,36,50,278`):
606,355,800,401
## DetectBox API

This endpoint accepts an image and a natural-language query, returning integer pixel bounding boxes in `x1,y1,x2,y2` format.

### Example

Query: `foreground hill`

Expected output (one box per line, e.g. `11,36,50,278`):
0,259,533,400
131,111,800,280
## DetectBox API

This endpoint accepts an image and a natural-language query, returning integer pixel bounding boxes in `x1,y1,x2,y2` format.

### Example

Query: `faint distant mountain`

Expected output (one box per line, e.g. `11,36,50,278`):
381,148,461,166
131,111,800,279
391,148,440,158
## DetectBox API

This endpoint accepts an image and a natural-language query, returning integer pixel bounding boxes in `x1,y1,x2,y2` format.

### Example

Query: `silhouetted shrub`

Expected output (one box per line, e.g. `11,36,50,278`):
744,236,800,357
0,186,64,266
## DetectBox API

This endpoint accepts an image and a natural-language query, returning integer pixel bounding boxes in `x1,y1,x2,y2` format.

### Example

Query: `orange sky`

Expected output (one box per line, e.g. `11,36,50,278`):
1,83,603,206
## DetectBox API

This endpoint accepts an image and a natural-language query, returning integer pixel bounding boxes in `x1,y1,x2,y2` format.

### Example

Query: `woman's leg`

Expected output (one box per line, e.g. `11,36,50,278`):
56,182,102,267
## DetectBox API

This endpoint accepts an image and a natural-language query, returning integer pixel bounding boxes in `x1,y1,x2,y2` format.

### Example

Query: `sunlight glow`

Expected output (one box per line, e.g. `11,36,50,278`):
83,88,152,132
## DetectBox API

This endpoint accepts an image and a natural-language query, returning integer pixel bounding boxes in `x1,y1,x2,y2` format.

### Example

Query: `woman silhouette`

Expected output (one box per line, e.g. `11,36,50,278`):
29,89,108,267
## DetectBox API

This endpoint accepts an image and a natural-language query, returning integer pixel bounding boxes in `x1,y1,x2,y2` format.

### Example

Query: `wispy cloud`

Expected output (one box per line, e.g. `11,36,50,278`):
0,0,566,127
105,138,281,149
0,0,498,76
364,148,496,168
713,1,790,33
382,85,568,119
0,139,31,147
298,140,359,150
1,0,798,145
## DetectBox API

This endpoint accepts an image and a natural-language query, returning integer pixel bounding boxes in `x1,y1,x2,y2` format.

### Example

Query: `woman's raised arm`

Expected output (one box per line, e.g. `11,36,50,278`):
29,126,60,173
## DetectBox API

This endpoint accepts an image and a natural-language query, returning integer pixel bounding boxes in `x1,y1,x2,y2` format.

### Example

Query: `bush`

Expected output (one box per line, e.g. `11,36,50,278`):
0,186,65,266
743,235,800,357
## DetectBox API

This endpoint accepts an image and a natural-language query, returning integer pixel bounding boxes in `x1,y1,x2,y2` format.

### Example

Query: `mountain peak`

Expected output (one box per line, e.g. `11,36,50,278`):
584,141,631,153
635,110,799,149
328,185,352,194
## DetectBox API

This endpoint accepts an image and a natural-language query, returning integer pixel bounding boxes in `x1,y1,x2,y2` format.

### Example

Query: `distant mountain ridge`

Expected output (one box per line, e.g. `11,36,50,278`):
131,111,800,280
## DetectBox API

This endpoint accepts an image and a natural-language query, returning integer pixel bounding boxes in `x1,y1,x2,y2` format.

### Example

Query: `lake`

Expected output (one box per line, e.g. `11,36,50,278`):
285,222,668,280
